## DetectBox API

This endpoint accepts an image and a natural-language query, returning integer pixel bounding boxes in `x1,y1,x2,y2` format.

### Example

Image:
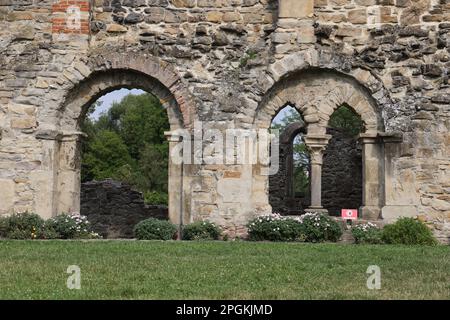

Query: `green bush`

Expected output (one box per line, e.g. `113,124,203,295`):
0,212,45,239
296,212,342,243
0,213,100,240
182,221,221,241
351,223,383,244
247,214,305,242
144,191,168,206
45,214,100,239
382,217,437,245
134,218,177,240
37,225,60,240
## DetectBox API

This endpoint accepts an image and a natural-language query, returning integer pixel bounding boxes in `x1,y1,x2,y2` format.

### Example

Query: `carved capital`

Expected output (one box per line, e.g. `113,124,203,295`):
304,134,331,165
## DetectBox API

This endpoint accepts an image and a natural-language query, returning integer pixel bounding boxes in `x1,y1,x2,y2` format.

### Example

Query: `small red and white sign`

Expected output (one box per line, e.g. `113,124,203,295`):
341,209,358,220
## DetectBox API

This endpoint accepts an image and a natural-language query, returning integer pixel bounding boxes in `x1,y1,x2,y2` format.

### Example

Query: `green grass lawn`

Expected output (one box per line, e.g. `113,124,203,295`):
0,241,448,300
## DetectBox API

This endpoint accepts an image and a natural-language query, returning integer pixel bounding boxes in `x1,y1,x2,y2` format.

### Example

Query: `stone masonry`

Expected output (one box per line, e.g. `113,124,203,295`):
0,0,449,242
322,128,363,216
80,179,168,238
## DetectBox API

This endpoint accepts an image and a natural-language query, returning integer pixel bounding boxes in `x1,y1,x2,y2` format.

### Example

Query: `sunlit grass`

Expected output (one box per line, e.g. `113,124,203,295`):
0,241,448,300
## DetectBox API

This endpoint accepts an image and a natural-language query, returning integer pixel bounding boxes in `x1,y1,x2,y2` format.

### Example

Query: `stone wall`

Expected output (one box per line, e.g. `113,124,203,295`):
322,128,363,216
0,0,448,242
80,180,168,238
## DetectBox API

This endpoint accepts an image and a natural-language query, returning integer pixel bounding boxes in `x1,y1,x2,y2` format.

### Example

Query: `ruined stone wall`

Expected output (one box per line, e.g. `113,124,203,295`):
80,179,168,238
322,128,363,216
0,0,448,241
270,127,362,217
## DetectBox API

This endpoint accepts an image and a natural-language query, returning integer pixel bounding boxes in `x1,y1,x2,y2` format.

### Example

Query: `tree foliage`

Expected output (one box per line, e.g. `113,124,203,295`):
329,104,364,137
81,92,170,205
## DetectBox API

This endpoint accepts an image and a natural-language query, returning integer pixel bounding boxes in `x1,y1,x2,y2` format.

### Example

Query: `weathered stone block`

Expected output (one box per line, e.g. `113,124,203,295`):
348,9,367,25
381,205,418,222
0,179,14,214
279,0,314,19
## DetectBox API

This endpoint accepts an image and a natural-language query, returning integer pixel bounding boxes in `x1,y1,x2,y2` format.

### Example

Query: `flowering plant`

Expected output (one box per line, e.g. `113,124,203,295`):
294,212,342,243
45,213,101,239
351,222,383,244
247,213,305,242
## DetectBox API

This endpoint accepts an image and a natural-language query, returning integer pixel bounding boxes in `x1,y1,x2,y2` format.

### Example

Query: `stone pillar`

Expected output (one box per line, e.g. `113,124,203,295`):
304,134,331,213
359,133,383,219
165,131,185,229
34,130,64,219
285,143,294,198
56,132,85,215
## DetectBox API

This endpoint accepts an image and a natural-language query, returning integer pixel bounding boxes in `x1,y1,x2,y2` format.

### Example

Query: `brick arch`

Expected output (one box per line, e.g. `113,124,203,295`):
59,52,196,131
52,53,194,223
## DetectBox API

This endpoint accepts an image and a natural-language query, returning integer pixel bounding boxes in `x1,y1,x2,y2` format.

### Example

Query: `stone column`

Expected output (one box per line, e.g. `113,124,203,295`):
165,131,185,230
304,135,331,213
285,142,294,198
56,132,85,215
359,133,383,219
34,130,64,219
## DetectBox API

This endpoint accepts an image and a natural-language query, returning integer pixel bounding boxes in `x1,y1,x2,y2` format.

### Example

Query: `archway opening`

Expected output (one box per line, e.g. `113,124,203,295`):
79,88,171,237
322,104,364,216
269,105,310,215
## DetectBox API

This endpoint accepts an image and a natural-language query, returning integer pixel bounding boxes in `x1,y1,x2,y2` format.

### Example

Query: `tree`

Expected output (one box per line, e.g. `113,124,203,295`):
113,93,169,159
80,92,171,205
81,130,134,182
329,104,363,137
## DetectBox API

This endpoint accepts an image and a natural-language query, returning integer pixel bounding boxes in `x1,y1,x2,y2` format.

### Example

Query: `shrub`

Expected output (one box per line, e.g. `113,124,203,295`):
0,213,100,240
351,222,383,244
295,212,342,243
182,221,221,241
45,213,100,239
37,225,60,240
247,214,305,242
134,218,177,240
0,212,45,239
144,191,168,206
382,217,437,245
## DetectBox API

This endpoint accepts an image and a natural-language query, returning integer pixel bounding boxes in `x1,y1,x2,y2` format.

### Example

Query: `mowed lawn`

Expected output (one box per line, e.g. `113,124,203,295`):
0,241,448,300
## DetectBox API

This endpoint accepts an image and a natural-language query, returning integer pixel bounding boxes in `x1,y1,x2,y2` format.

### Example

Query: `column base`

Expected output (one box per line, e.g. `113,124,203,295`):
307,207,329,214
359,206,381,220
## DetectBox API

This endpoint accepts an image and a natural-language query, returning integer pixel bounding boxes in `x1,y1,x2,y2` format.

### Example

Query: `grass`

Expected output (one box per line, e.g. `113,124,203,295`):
0,240,448,300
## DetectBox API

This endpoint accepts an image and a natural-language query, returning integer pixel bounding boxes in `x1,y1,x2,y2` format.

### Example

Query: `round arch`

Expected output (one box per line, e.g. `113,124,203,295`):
254,67,387,219
254,68,384,135
50,53,194,227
